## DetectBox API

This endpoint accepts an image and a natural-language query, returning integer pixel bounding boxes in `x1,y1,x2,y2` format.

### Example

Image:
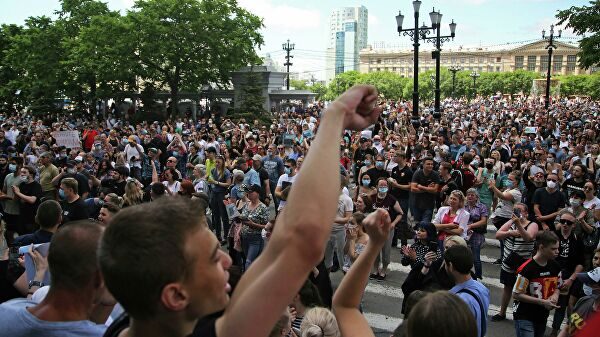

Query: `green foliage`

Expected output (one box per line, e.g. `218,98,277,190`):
557,1,600,69
238,67,266,118
308,83,327,100
289,79,308,90
557,73,600,99
0,0,264,117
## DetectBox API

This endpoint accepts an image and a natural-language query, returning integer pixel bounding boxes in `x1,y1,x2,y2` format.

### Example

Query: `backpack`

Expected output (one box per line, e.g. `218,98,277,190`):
457,288,487,337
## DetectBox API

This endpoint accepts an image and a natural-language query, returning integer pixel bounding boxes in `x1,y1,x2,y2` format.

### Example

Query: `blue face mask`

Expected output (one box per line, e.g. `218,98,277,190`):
284,167,291,175
362,179,371,187
471,160,479,167
172,151,179,157
375,161,385,169
364,160,371,167
378,187,388,194
505,181,514,189
59,189,66,199
237,191,246,199
8,164,16,172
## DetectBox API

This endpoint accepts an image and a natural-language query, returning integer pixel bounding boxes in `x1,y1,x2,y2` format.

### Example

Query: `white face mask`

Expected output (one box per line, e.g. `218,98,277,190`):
546,181,556,189
570,198,581,208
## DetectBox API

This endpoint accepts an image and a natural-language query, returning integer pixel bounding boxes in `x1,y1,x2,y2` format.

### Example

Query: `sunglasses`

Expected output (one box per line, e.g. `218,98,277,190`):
167,159,176,163
284,165,291,169
547,178,557,182
559,219,574,226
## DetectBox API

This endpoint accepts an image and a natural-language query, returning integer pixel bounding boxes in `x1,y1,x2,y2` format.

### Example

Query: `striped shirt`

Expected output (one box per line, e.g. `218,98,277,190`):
501,221,535,273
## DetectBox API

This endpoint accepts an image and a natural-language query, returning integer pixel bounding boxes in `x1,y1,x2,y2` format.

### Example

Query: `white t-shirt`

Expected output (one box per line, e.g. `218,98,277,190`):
163,180,181,194
276,173,297,210
493,188,522,219
124,144,143,168
334,193,354,230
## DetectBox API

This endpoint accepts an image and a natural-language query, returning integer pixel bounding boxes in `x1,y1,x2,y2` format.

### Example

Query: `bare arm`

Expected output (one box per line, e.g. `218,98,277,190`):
216,85,381,337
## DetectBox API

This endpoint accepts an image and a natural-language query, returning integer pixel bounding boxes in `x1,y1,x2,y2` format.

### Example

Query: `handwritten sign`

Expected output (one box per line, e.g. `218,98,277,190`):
52,130,80,149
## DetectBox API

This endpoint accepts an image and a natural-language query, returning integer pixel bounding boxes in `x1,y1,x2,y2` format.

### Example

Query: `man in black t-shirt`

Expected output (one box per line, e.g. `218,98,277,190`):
533,173,566,231
411,157,440,224
101,166,128,197
513,231,562,337
59,177,90,224
389,152,412,247
562,164,587,200
352,138,376,182
12,165,42,234
550,212,584,336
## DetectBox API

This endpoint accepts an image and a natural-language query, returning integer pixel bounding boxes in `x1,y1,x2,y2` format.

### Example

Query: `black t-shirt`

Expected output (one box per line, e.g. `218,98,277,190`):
364,167,390,188
555,232,584,276
532,188,566,229
513,258,562,322
353,147,376,167
103,312,219,337
438,176,460,207
101,178,127,196
412,169,441,209
59,172,90,197
390,165,413,200
373,194,399,220
562,178,586,199
61,197,90,224
18,181,42,226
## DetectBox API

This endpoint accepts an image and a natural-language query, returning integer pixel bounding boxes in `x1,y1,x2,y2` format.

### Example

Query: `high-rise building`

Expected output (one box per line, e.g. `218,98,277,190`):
326,6,368,83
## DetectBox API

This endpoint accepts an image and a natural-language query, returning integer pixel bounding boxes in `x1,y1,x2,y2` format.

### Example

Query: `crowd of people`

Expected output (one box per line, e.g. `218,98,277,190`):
0,86,599,337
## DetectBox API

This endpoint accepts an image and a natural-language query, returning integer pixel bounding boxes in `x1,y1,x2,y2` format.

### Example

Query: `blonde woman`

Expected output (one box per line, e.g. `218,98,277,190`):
123,179,144,207
490,150,504,176
300,307,340,337
433,190,470,253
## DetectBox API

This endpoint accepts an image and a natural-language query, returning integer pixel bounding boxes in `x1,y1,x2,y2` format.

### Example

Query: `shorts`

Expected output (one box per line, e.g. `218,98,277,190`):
500,269,517,287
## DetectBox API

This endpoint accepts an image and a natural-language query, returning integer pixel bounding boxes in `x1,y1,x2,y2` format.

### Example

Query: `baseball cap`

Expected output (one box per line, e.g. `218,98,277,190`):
576,267,600,286
148,147,158,154
75,156,83,162
252,154,262,162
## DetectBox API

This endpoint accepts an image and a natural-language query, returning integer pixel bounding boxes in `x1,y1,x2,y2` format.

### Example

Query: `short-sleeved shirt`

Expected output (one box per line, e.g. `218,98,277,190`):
0,298,106,337
566,295,599,337
276,173,296,210
492,188,522,219
513,258,562,322
465,201,489,234
240,202,270,235
2,173,20,215
39,164,59,192
210,168,231,194
390,164,413,200
562,178,586,199
334,193,354,231
18,181,42,226
411,169,441,209
450,279,490,337
61,197,90,224
262,155,284,182
533,188,566,220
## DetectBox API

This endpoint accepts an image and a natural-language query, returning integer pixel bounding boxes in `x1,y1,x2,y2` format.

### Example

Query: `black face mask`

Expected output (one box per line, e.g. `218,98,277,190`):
485,163,494,170
505,166,513,174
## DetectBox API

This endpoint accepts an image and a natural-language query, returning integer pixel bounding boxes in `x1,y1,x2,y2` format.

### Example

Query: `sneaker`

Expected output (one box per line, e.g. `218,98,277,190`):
376,274,386,281
369,273,378,280
493,259,502,265
491,314,506,322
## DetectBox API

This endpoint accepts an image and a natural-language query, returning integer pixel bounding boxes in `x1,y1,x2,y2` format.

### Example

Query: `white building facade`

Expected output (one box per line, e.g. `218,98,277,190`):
325,6,368,83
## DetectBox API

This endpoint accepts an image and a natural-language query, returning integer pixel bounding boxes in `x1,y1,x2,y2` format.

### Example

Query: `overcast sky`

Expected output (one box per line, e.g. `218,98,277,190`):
0,0,585,80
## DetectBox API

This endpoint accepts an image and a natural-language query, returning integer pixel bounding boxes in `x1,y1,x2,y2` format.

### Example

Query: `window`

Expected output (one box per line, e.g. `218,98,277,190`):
496,66,501,72
461,58,466,63
540,55,549,71
527,56,536,71
451,57,457,63
496,57,501,62
489,57,494,63
478,57,484,63
377,59,382,64
515,56,524,70
553,55,563,72
469,57,475,63
567,55,576,71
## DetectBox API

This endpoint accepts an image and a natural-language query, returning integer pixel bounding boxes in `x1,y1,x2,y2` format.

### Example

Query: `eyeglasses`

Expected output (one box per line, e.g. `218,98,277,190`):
534,153,543,156
559,219,575,226
167,159,176,163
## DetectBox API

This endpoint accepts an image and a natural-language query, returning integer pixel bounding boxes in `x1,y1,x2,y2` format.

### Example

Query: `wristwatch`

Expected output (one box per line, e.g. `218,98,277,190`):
28,280,44,289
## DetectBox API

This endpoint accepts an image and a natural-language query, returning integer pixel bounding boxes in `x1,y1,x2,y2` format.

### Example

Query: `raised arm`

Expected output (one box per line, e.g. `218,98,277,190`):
333,209,391,337
216,85,381,337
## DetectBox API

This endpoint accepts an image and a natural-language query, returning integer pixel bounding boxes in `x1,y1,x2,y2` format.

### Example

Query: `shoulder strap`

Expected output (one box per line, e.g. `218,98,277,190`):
457,288,487,337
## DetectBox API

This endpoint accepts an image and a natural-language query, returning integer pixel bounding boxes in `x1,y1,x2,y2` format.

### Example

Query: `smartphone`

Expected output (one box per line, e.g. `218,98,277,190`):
428,241,438,252
513,208,521,218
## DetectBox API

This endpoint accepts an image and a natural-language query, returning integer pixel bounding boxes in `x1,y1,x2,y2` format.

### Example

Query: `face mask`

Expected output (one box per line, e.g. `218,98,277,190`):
521,139,527,144
67,168,76,174
485,163,494,170
59,153,67,158
374,141,380,146
19,176,28,182
59,189,66,199
546,181,556,189
284,167,291,175
362,179,371,187
505,166,513,174
122,139,128,146
471,160,479,167
237,191,246,199
375,161,385,169
504,181,514,189
364,160,372,167
570,198,581,207
172,151,179,157
8,164,16,172
378,187,388,194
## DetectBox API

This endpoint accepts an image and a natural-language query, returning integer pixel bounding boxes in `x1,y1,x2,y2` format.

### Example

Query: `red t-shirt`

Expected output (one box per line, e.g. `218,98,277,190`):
82,129,98,150
438,212,457,241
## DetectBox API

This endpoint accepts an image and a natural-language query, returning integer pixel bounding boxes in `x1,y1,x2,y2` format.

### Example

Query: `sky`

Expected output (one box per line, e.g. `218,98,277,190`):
0,0,587,80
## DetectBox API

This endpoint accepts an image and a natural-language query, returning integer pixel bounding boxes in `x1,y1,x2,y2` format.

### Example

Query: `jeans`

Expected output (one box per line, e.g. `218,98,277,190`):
468,232,486,279
412,207,433,225
374,228,394,272
241,232,264,271
514,320,547,337
324,227,346,270
552,293,570,330
210,191,229,241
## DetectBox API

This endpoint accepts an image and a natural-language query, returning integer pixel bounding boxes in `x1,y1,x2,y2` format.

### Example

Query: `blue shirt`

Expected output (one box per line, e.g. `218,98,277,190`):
0,298,106,337
243,168,261,187
262,155,283,182
450,279,490,337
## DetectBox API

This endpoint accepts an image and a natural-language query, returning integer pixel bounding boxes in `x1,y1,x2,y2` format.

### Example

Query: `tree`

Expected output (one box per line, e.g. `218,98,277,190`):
238,66,266,119
0,24,24,112
127,0,264,117
308,83,327,101
326,71,363,99
289,79,308,90
557,1,600,69
361,71,408,99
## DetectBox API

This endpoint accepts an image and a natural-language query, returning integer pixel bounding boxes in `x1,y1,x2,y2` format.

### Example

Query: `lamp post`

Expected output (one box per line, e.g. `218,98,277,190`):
448,65,461,98
422,8,457,116
542,25,561,110
282,39,295,90
396,0,437,127
470,71,480,100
